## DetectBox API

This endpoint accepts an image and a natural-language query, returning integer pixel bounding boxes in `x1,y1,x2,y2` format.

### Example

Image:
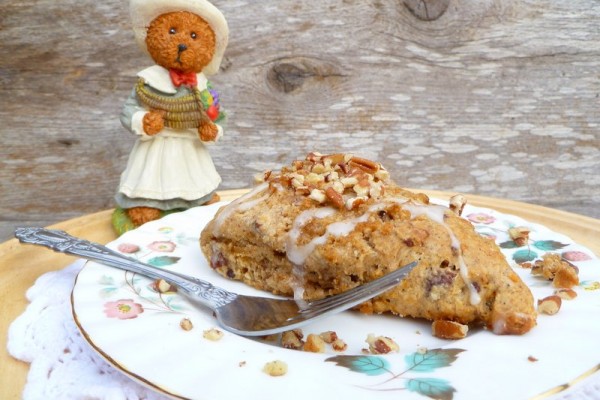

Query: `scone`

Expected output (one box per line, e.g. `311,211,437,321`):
200,153,536,336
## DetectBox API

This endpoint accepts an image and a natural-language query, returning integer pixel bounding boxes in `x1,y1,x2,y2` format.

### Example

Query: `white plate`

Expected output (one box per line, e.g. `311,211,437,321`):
71,201,600,400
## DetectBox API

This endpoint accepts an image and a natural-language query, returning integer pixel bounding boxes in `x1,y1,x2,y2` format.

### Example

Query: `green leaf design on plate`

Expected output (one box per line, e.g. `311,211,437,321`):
405,349,465,372
325,355,391,376
99,287,118,297
406,377,456,400
533,240,568,251
147,256,181,267
580,280,600,291
513,249,538,264
165,298,187,312
99,275,115,285
175,232,197,246
499,240,520,249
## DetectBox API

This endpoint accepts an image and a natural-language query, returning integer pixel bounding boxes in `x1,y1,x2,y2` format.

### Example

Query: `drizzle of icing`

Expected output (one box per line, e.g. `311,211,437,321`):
491,312,530,334
286,208,337,266
212,183,269,237
286,204,392,302
286,207,336,302
284,197,481,306
291,264,308,308
215,181,480,307
398,201,481,306
492,316,507,334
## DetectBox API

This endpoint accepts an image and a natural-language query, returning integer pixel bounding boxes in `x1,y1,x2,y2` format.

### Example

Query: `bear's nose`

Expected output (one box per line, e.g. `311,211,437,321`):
178,44,187,52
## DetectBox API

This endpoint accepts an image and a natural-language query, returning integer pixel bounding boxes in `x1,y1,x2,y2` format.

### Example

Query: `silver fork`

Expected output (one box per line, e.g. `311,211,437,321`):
15,227,417,336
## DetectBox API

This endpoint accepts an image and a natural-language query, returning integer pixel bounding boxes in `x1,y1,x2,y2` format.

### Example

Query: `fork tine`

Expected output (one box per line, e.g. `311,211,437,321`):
222,260,419,335
300,261,418,316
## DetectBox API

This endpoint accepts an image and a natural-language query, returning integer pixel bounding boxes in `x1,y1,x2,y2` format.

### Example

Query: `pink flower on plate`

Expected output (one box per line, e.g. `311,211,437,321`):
466,213,496,225
104,299,144,320
117,243,140,254
147,241,176,253
562,251,593,262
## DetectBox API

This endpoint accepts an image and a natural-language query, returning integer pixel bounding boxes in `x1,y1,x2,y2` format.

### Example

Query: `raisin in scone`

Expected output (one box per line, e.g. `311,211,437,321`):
200,153,536,336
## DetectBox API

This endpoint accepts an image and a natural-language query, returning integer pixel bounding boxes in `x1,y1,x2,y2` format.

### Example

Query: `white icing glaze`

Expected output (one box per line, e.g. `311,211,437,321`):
326,216,369,237
284,196,481,306
286,205,391,266
492,312,529,334
322,203,393,239
212,183,269,237
400,201,481,306
286,207,336,301
216,182,480,306
239,193,270,212
291,264,308,308
286,208,337,266
286,205,390,301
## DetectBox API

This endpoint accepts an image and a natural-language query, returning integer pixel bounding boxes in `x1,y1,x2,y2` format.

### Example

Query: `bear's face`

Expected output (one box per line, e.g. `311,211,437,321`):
146,11,216,73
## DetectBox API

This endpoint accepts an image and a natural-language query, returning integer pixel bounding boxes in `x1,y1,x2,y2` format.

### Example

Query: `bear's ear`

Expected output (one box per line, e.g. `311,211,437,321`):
130,0,229,76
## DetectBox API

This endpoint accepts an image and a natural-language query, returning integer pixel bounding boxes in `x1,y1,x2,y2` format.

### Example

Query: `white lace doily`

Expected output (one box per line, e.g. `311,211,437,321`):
7,261,600,399
7,261,168,400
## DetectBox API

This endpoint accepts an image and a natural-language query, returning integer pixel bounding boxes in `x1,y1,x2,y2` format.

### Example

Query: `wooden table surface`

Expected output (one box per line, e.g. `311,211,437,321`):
1,0,599,243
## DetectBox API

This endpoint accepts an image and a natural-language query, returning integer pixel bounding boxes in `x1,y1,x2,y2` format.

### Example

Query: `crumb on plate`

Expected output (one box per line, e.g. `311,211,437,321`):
203,327,224,341
263,360,288,377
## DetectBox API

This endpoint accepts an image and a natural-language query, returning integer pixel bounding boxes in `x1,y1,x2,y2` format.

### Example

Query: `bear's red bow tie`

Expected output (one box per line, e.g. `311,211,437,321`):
169,69,197,87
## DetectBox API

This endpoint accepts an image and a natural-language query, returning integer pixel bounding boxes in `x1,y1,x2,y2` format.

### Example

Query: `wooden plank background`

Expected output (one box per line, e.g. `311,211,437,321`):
1,0,599,243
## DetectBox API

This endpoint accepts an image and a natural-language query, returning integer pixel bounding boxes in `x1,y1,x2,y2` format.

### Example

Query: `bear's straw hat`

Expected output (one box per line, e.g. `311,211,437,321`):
130,0,228,75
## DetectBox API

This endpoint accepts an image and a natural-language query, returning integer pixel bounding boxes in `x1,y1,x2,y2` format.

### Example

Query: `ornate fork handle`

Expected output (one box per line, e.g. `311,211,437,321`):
14,227,237,309
15,227,117,257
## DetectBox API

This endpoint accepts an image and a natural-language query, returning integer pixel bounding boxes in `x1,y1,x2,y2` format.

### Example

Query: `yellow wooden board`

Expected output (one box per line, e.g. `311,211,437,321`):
1,189,599,399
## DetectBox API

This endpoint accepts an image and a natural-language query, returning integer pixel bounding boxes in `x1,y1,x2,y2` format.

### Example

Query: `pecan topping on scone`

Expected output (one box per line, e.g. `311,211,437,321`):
258,152,390,210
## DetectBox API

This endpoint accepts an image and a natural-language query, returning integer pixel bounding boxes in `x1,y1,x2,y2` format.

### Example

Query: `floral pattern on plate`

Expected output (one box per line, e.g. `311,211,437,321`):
71,201,600,400
327,348,464,398
465,209,598,290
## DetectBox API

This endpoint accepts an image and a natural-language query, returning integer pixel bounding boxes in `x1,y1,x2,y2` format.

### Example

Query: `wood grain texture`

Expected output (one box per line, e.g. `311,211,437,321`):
1,0,599,242
0,189,599,399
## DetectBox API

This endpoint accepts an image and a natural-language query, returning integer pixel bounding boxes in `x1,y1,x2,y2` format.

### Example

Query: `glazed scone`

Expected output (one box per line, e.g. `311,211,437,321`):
200,153,536,336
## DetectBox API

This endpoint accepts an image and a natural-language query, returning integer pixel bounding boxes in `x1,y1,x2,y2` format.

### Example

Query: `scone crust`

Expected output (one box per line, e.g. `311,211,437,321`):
200,154,536,335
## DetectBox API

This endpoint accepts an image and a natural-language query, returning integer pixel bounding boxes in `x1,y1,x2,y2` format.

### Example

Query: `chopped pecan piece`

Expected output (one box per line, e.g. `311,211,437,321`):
153,278,176,293
303,334,326,353
449,194,467,216
537,295,562,315
179,318,193,331
431,320,468,340
509,227,530,247
349,156,380,174
265,152,390,209
366,334,399,354
332,339,348,352
553,265,579,289
554,288,577,300
325,187,345,209
318,331,338,344
532,253,579,289
203,328,224,341
281,329,304,350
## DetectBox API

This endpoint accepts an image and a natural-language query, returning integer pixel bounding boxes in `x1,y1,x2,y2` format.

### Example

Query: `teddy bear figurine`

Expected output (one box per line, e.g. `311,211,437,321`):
113,0,228,234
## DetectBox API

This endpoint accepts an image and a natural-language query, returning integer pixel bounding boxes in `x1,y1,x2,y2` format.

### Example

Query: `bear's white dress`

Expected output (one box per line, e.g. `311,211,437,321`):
116,65,222,210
